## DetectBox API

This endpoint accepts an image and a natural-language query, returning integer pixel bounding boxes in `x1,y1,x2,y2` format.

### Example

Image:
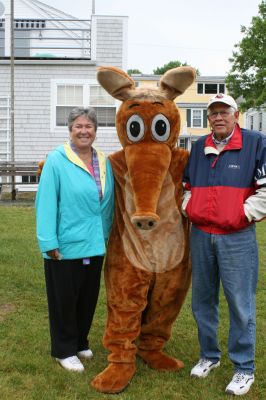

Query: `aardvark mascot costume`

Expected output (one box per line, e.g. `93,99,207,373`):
91,66,196,394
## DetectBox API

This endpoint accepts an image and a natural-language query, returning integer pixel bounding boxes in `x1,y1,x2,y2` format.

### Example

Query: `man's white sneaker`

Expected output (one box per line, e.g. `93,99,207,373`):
225,372,254,396
77,348,93,359
55,356,84,372
191,359,220,378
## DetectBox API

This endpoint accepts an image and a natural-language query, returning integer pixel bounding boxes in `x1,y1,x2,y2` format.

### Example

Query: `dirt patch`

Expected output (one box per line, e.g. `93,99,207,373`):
0,303,16,322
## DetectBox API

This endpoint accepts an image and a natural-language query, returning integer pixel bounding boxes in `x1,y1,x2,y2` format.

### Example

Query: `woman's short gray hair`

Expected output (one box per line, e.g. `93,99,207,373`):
68,107,98,132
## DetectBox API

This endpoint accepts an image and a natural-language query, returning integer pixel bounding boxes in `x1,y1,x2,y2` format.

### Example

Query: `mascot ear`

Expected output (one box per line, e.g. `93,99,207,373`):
159,66,196,100
97,66,135,101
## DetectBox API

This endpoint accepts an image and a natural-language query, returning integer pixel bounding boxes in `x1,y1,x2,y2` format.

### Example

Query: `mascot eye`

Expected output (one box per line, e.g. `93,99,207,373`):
126,114,145,142
151,114,171,142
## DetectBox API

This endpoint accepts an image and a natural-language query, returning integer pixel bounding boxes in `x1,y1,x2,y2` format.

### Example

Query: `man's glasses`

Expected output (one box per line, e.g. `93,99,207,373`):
208,111,233,119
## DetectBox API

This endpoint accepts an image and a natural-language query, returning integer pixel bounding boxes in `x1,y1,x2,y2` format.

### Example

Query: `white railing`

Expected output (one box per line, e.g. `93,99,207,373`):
0,18,91,58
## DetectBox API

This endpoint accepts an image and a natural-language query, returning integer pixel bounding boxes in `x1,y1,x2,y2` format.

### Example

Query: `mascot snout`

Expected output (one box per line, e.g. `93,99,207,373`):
131,212,160,230
125,142,171,230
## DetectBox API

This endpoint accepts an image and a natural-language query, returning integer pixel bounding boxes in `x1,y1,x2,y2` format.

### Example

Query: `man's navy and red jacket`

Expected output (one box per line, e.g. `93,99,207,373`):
183,124,266,234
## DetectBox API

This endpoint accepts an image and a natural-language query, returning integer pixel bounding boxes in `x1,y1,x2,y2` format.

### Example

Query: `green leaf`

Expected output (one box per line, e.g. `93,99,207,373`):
227,1,266,111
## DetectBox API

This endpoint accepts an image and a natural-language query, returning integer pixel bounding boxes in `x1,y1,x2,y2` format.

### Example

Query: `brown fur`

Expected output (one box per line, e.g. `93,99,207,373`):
91,66,195,393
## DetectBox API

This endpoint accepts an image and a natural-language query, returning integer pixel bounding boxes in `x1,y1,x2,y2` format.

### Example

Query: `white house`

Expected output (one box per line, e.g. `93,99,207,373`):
0,0,128,190
245,106,266,133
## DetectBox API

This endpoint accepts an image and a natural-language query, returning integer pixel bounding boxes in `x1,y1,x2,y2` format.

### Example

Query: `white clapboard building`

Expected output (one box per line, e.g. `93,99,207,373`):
245,106,266,134
0,0,128,189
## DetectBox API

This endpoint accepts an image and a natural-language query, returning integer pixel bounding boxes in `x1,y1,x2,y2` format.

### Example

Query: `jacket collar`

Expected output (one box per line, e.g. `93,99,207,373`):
63,142,107,195
204,123,242,156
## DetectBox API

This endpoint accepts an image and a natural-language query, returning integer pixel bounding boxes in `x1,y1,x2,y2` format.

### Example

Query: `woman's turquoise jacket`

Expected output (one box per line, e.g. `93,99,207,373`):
36,143,114,260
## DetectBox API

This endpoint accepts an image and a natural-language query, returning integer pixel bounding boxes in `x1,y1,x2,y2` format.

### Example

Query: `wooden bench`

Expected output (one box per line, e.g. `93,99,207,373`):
0,161,40,199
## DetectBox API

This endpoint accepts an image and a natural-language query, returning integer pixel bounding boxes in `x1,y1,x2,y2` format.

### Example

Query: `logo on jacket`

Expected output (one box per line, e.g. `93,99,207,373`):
228,164,240,169
255,163,266,180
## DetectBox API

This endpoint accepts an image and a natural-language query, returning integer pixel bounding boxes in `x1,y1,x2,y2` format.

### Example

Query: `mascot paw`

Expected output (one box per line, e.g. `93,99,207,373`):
137,350,184,371
91,362,136,394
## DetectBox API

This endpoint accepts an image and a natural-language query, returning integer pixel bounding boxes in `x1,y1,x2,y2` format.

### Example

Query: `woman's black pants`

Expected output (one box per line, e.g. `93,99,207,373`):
44,256,103,358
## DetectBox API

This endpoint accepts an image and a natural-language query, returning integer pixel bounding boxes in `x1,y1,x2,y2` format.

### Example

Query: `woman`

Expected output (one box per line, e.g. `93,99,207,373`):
36,107,114,372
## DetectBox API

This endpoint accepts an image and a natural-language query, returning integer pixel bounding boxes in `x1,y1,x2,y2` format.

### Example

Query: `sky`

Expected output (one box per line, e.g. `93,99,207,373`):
43,0,262,76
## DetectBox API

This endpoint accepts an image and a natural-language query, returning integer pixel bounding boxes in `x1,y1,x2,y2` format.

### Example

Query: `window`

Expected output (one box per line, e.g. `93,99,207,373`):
56,85,83,126
250,116,254,130
259,113,262,131
52,81,116,128
178,138,188,149
90,86,116,127
197,83,203,94
197,83,225,94
22,175,38,183
192,110,202,127
187,109,208,128
205,84,218,94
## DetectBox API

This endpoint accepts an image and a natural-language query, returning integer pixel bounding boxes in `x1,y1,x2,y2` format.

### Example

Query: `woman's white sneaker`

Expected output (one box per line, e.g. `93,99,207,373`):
191,359,220,378
56,356,84,372
225,372,254,395
77,348,93,359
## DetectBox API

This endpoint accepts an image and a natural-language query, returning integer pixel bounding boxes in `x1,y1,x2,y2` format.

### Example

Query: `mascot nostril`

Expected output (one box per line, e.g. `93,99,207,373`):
134,219,156,230
131,212,160,231
91,65,196,394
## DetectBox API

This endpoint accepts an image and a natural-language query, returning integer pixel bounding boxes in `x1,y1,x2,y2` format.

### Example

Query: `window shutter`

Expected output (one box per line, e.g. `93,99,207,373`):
203,110,208,128
187,109,191,128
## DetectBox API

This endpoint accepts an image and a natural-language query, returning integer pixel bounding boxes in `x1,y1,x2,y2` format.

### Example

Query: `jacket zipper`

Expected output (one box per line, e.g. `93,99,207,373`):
211,156,219,168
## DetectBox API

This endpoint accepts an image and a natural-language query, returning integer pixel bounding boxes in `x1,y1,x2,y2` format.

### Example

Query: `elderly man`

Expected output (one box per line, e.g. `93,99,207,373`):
182,94,266,396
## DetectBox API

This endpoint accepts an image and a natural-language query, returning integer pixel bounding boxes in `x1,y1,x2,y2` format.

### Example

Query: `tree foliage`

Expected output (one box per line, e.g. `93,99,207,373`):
127,68,142,75
226,1,266,111
153,60,200,76
153,60,188,75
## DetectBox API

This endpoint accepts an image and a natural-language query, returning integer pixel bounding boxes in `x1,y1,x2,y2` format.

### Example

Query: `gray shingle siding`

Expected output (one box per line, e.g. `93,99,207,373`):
95,19,124,67
0,13,127,166
0,62,122,162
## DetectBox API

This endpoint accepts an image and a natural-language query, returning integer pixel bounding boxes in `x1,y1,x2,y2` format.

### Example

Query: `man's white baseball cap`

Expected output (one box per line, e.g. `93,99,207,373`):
207,94,238,111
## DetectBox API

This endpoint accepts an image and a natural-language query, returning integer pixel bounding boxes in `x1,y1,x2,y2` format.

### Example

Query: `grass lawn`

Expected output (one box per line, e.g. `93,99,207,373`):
0,205,265,400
